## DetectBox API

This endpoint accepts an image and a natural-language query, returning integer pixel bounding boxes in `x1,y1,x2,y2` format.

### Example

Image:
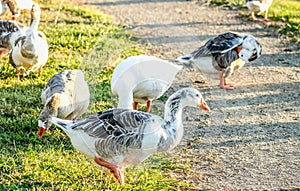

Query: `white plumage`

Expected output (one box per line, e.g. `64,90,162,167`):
175,32,262,90
14,0,35,10
50,87,210,185
111,55,182,112
38,70,90,139
9,3,48,79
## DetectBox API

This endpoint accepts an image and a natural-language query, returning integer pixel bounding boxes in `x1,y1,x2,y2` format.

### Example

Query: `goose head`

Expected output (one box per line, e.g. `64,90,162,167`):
37,94,60,139
238,35,262,62
30,3,41,21
180,88,210,111
37,108,57,139
167,88,210,112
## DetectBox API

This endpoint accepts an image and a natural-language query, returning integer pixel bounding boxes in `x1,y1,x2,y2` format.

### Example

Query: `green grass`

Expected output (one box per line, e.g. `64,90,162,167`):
210,0,300,42
0,1,195,190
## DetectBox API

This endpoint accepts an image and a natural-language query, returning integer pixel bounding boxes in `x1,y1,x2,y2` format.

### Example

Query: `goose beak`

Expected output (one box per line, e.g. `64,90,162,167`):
38,127,46,140
199,99,210,111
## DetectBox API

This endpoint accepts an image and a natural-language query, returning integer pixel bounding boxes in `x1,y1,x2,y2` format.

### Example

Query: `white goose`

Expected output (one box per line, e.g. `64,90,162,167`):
50,88,210,185
111,55,182,112
246,0,273,22
0,19,25,57
175,31,262,90
38,70,90,139
9,2,48,79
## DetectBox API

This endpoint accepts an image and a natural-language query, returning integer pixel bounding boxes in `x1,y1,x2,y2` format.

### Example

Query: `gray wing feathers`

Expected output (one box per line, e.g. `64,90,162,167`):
0,20,24,49
214,49,239,69
72,109,155,158
73,109,153,138
192,32,243,58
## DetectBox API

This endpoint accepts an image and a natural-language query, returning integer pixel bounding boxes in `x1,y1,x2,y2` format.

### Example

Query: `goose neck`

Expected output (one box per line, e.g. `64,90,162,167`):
159,97,185,151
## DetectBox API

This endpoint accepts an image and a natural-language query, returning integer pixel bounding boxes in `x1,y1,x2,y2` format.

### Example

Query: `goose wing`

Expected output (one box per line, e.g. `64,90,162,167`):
73,109,156,138
71,109,163,158
192,32,244,58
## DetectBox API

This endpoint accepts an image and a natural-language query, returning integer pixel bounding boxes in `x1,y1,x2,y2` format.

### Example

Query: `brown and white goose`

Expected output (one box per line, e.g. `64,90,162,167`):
0,0,35,20
9,3,48,79
0,19,25,57
246,0,273,22
0,0,18,19
38,70,90,139
175,32,262,90
50,88,210,185
111,55,182,112
0,0,9,16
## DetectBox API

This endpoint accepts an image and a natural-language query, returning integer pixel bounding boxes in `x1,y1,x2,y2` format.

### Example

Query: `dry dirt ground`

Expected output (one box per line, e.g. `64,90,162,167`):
79,0,299,190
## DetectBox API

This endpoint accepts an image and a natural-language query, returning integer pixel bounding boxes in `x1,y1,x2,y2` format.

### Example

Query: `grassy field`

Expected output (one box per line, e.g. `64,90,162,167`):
0,0,195,190
1,0,298,190
210,0,300,42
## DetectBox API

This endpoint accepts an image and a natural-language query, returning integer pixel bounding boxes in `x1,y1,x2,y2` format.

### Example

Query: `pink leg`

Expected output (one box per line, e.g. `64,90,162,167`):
94,156,124,185
219,72,235,90
263,11,270,22
146,100,151,113
249,12,259,21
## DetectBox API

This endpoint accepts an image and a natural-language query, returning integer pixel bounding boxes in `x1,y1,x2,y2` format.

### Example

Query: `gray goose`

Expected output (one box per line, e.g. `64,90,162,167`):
0,19,25,57
175,31,262,90
50,88,210,185
9,3,48,79
38,70,90,139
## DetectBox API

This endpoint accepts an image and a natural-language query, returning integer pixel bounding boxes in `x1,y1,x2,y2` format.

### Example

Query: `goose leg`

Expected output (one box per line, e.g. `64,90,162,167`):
0,49,9,57
16,68,21,81
263,10,270,22
219,72,235,90
133,102,138,110
249,12,258,21
94,156,124,185
38,67,42,76
146,100,151,112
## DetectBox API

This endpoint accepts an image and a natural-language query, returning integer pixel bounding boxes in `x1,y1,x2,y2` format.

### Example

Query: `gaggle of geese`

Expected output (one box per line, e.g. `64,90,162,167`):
0,0,264,186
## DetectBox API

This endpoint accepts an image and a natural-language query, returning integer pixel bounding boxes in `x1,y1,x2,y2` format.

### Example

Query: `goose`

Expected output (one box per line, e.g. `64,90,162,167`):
50,87,210,185
9,2,48,79
0,0,9,16
175,32,262,90
246,0,273,21
38,70,90,139
111,55,182,112
0,0,35,20
0,0,19,19
0,19,25,57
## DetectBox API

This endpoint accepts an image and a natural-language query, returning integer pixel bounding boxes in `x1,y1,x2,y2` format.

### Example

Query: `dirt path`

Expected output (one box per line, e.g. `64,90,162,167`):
81,0,299,190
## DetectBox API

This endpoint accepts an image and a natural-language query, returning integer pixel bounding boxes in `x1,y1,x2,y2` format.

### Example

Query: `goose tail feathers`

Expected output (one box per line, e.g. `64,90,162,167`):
51,117,74,131
174,55,192,63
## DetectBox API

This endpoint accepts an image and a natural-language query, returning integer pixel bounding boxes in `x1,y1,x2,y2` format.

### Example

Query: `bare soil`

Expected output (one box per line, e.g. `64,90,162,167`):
79,0,299,190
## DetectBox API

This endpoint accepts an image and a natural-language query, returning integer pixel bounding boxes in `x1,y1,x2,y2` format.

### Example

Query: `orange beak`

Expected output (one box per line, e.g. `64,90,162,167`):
199,99,210,111
38,127,46,140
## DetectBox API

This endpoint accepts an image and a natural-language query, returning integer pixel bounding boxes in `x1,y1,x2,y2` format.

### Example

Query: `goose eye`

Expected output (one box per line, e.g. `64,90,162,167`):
195,94,200,97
